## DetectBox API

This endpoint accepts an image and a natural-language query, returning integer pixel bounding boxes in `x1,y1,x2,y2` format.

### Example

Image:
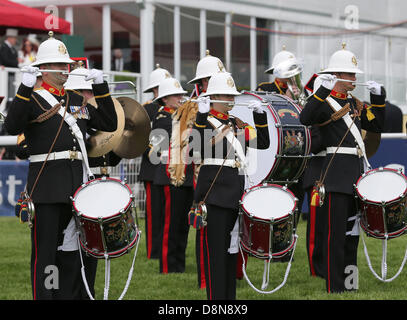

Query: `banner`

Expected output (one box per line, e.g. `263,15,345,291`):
0,160,28,217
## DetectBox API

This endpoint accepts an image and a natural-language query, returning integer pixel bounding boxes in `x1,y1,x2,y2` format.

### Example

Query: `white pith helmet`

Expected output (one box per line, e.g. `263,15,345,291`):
320,42,363,74
64,67,93,91
265,46,297,74
201,72,241,97
188,50,227,84
154,77,187,101
31,31,74,66
143,64,172,93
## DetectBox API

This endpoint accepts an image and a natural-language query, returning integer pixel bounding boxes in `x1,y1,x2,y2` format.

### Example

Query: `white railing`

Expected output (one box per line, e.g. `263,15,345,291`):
0,67,142,114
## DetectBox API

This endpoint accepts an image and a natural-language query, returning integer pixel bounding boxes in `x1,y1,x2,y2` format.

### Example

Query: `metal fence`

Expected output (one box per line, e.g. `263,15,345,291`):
109,157,146,218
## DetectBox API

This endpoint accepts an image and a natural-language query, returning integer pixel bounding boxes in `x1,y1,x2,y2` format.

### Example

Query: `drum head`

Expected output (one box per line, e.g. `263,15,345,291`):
73,178,132,218
357,169,407,203
230,91,309,187
241,185,296,220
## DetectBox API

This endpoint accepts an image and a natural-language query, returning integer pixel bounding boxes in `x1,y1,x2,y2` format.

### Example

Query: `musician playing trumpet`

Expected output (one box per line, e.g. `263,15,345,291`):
192,71,269,300
299,43,386,293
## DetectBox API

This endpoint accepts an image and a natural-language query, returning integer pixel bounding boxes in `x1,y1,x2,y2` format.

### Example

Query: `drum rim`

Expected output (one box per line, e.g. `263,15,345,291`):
72,177,133,220
240,182,297,222
78,228,139,259
359,219,407,239
355,167,407,204
240,232,297,260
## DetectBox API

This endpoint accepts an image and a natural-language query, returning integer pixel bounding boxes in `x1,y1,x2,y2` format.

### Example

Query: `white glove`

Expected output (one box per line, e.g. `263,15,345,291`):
21,66,39,88
196,96,210,113
318,74,337,90
85,68,104,84
248,100,264,113
366,80,382,95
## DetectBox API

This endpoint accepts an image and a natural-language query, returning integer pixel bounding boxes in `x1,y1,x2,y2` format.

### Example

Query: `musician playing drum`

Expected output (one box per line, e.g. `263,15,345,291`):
193,72,269,300
299,43,386,293
4,32,117,300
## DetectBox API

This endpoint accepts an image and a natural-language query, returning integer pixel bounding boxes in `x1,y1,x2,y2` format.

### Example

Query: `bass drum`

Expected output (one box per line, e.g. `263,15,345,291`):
229,91,311,187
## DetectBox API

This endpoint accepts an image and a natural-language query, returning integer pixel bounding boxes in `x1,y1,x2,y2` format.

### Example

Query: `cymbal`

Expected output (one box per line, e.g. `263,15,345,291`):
113,96,151,159
363,130,381,159
87,96,125,157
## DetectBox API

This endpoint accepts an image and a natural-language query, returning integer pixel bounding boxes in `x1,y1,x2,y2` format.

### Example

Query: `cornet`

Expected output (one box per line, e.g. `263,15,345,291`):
0,111,5,123
273,59,307,107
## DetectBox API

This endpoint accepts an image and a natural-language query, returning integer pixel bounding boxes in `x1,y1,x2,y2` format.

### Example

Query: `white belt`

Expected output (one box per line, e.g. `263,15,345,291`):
203,158,240,168
326,147,361,157
29,150,83,162
313,151,327,157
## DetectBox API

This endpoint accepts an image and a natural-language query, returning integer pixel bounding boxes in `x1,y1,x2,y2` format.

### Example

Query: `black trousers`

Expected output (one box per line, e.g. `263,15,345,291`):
321,192,359,293
144,181,164,259
306,188,325,278
31,203,93,300
202,204,238,300
159,185,193,273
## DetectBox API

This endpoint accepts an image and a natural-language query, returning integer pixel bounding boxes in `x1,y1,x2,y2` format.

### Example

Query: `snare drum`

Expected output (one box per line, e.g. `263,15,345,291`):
230,91,311,186
239,183,298,260
72,177,139,259
355,167,407,239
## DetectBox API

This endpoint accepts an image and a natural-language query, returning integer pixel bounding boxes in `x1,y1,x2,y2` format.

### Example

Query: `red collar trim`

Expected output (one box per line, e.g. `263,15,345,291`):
163,106,176,114
330,90,347,100
41,82,65,96
275,78,288,89
210,109,229,120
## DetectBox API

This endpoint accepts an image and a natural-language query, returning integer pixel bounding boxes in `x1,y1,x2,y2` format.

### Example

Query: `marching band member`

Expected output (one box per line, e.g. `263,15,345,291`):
151,77,194,273
4,32,117,300
187,51,227,289
257,45,301,100
139,64,172,259
300,43,386,293
193,72,269,300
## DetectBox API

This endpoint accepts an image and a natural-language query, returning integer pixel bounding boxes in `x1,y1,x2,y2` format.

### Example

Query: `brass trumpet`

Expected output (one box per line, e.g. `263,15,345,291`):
180,97,269,108
273,59,307,107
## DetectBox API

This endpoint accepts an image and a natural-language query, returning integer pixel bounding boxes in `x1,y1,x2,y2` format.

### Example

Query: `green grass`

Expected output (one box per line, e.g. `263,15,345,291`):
1,216,407,300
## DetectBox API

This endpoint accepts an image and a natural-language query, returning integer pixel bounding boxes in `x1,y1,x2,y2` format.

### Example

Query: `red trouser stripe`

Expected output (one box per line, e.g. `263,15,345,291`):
145,182,152,259
199,229,206,289
309,203,316,276
162,186,171,274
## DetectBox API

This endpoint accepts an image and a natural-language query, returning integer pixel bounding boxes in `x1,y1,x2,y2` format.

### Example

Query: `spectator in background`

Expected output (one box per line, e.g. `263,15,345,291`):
0,28,19,68
112,48,131,72
0,28,19,100
18,35,39,68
